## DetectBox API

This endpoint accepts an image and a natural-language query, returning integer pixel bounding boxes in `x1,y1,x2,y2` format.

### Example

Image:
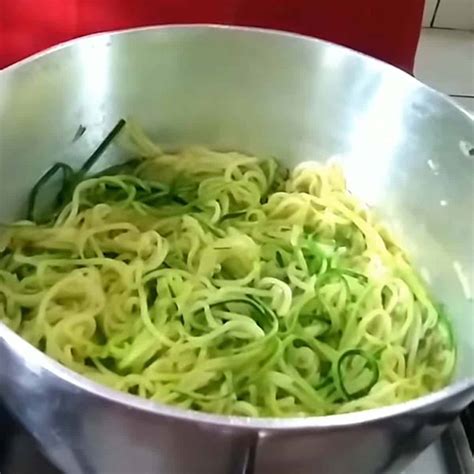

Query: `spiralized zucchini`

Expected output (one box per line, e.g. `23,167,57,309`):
0,121,455,417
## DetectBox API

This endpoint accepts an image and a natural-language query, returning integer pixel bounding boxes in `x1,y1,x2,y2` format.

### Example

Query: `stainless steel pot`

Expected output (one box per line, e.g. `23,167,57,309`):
0,26,473,474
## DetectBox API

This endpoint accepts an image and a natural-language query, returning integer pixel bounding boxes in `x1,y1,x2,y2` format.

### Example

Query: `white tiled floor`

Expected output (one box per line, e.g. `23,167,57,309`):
422,0,438,27
422,0,474,30
415,28,474,114
435,0,474,30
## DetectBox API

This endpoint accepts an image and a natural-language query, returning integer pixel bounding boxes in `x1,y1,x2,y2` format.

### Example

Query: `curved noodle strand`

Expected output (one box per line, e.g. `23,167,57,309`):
0,132,455,417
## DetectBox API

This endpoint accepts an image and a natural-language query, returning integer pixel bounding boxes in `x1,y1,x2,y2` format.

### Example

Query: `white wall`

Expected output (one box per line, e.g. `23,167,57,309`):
422,0,474,29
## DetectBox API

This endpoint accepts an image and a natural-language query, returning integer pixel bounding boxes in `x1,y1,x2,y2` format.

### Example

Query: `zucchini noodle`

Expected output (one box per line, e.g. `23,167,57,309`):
0,121,455,417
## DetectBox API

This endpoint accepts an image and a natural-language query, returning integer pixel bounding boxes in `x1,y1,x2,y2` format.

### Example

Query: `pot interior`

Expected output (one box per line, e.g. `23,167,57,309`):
0,26,472,384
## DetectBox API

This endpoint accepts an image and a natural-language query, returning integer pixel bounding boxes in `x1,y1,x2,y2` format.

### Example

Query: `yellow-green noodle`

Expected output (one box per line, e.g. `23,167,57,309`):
0,122,455,417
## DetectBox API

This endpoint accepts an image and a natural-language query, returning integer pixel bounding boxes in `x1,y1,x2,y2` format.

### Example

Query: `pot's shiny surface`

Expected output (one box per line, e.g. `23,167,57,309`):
0,26,473,474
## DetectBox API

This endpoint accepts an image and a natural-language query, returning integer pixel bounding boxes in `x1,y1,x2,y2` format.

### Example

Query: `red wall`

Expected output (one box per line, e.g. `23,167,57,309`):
0,0,424,71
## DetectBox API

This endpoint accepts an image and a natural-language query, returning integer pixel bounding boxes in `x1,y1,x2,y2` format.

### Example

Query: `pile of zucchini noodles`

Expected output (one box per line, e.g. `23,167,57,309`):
0,120,455,417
